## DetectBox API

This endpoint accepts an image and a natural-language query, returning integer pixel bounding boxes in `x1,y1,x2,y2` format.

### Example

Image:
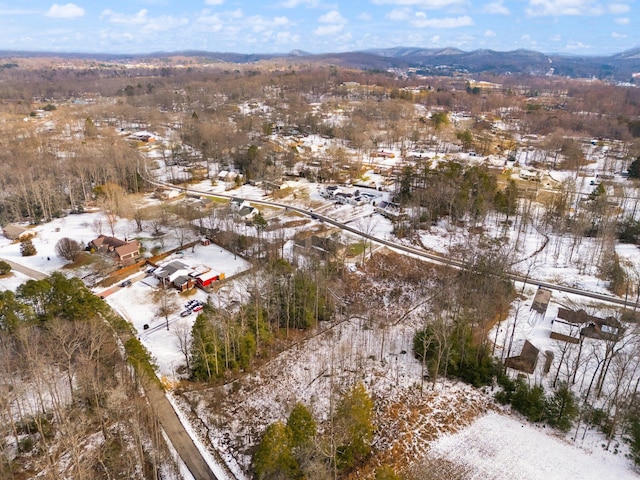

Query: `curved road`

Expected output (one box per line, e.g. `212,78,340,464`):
149,175,636,309
1,255,220,480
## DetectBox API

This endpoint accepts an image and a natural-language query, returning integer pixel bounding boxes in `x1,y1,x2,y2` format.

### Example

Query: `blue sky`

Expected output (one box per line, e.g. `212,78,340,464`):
0,1,637,55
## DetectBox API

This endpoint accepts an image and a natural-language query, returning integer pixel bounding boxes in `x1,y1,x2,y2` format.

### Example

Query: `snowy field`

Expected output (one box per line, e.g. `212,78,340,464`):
430,411,636,479
2,135,640,478
0,269,31,291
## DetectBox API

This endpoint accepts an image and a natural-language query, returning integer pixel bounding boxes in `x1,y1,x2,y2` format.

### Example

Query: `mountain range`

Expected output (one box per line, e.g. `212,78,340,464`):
2,46,640,81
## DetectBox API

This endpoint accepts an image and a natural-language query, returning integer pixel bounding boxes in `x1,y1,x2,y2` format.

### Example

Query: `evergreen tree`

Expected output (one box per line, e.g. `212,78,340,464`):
287,402,316,449
625,415,640,467
0,290,32,331
335,382,374,470
545,382,579,432
375,464,402,480
509,378,546,423
20,237,36,256
0,260,10,275
190,314,219,381
254,421,299,480
628,157,640,179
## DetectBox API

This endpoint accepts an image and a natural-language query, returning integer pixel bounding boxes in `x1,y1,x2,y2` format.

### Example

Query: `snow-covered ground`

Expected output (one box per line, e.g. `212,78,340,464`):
107,246,251,384
430,411,635,479
0,269,31,291
2,131,640,478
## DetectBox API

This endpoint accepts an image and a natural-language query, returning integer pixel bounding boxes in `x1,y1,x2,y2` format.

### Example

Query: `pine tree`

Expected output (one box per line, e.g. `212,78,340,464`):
545,382,579,432
20,237,36,256
335,382,374,470
287,402,316,449
253,421,298,480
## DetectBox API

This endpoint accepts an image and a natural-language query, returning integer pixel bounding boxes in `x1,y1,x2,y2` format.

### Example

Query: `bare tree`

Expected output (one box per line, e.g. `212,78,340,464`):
173,319,192,371
55,237,83,262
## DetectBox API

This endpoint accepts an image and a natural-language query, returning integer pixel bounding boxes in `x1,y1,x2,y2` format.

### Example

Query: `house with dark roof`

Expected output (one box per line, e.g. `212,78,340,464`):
89,235,140,264
551,308,624,343
505,340,540,374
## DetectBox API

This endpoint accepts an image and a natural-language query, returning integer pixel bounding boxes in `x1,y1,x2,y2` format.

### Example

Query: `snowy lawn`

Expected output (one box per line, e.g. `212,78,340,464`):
429,411,635,479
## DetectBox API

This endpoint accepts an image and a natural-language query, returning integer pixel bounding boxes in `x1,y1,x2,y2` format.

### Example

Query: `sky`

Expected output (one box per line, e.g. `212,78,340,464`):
0,1,637,56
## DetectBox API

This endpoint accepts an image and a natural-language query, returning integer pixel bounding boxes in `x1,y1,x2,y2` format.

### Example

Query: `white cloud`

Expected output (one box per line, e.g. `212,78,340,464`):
101,9,149,25
313,10,347,36
483,1,510,15
275,31,300,44
484,29,496,37
411,14,473,28
246,15,290,33
46,3,85,19
612,32,627,38
204,0,224,4
195,8,244,31
430,35,440,43
387,8,412,21
140,15,188,33
280,0,320,7
615,17,630,24
358,12,372,21
313,24,344,35
608,3,630,14
565,40,591,50
526,0,604,16
100,8,189,33
318,10,347,24
372,0,466,8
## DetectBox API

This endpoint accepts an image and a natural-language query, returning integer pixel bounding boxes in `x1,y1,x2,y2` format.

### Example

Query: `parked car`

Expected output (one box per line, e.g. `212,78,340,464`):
180,309,192,317
120,280,132,287
192,304,203,313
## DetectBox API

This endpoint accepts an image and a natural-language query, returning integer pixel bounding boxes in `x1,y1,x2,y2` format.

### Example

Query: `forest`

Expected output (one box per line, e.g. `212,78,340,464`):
1,56,640,479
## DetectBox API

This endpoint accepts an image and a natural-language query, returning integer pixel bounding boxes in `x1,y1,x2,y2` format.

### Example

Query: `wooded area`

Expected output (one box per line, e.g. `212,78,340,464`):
2,56,640,479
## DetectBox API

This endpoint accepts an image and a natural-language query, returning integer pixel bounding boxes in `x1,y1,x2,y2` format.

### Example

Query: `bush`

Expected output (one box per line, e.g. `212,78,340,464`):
0,260,10,275
496,376,546,423
625,415,640,467
20,237,36,256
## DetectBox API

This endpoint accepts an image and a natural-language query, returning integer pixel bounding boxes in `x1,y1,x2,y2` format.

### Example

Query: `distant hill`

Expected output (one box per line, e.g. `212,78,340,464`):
1,46,639,81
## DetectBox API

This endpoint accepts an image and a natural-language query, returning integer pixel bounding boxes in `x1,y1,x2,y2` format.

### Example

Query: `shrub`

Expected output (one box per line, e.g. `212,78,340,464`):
0,260,10,275
496,376,546,423
625,415,640,467
20,237,36,256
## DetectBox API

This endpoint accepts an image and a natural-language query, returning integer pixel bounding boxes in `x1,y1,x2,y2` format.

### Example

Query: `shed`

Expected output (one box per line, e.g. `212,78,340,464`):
505,340,539,374
196,270,224,288
531,287,552,315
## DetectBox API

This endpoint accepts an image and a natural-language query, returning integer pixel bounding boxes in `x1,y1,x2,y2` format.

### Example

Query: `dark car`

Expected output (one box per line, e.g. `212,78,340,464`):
120,280,132,287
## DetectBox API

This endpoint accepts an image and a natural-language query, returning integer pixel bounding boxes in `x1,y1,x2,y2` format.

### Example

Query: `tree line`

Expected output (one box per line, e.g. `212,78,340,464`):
0,273,176,478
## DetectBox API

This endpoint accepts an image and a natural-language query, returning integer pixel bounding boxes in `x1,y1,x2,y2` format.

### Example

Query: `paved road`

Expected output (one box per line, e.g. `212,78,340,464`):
144,381,220,480
0,257,48,280
146,176,637,309
1,255,221,480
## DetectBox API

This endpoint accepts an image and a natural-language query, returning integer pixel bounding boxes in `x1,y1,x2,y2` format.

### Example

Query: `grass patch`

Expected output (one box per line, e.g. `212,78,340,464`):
347,241,366,257
62,252,95,269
